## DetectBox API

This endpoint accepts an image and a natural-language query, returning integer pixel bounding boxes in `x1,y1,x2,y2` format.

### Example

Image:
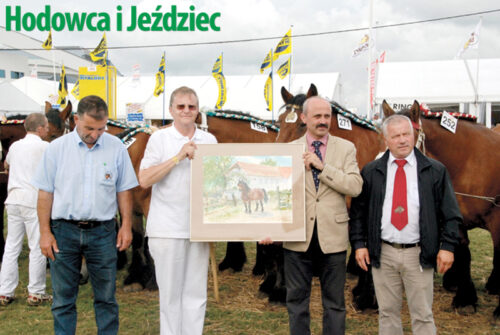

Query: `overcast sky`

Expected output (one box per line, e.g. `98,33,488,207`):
1,0,499,114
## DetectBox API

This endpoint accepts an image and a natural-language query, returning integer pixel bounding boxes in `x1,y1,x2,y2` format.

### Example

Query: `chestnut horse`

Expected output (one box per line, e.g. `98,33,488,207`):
237,180,268,213
383,101,500,318
257,84,385,305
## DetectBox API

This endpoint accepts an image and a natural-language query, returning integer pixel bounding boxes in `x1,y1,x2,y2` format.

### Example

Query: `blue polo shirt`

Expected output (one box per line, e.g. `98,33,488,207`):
32,129,138,221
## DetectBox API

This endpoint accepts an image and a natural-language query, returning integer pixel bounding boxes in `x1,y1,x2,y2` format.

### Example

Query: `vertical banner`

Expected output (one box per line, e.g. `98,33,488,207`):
264,72,273,111
212,54,226,109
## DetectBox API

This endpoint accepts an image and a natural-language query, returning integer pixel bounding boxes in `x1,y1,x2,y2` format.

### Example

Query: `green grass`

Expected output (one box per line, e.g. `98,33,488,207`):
0,229,498,334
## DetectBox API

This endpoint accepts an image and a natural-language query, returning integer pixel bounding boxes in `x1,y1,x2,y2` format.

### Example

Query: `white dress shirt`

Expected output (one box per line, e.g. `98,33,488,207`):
381,150,420,244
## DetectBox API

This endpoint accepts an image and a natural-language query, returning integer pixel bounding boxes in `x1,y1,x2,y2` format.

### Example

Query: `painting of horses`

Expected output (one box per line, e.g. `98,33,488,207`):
190,144,305,242
202,155,293,224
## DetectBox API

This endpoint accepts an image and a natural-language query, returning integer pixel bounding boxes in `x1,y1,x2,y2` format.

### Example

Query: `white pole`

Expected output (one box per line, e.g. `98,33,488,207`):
162,51,166,125
289,25,293,91
367,0,374,118
475,17,482,123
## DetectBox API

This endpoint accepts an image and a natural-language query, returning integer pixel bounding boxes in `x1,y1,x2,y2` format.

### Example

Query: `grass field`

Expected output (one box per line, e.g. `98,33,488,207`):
0,228,498,334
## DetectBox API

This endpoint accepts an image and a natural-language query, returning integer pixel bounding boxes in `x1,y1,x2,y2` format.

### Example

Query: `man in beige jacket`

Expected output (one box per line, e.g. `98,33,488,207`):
284,96,362,335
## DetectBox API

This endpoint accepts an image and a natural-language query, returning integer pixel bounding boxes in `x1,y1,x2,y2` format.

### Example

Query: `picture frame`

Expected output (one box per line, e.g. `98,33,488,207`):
190,143,305,242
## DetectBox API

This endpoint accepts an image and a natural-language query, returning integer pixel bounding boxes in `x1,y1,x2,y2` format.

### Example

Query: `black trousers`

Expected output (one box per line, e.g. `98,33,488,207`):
284,225,346,335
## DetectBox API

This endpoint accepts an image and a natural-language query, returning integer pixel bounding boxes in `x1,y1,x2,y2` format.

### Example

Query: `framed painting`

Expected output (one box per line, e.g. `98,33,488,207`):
190,143,305,242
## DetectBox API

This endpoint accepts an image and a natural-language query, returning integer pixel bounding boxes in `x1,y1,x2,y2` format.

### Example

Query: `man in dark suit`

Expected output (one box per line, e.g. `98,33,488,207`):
349,114,461,335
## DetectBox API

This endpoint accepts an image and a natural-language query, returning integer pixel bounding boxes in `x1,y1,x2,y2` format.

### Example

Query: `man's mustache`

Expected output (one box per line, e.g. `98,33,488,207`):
316,124,328,129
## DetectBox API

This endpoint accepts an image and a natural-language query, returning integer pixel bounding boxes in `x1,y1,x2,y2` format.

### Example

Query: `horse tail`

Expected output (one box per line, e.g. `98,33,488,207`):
262,189,268,203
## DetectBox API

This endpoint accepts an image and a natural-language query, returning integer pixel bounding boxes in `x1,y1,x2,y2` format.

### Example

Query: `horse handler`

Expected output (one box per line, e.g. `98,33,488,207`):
349,114,461,335
0,113,50,306
139,86,217,335
32,95,138,334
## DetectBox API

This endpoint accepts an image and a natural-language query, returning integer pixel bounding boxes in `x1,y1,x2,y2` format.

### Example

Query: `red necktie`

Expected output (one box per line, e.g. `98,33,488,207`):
391,159,408,230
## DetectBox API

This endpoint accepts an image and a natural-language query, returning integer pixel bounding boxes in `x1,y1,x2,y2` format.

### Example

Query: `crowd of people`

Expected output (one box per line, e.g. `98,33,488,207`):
0,87,461,335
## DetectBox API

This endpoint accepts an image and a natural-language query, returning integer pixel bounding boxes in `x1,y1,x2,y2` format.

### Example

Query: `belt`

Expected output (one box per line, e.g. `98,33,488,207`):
63,220,104,229
383,240,420,249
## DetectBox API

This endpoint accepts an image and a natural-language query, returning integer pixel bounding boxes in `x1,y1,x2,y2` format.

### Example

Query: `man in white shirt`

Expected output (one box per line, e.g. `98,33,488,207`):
0,113,51,306
139,86,217,335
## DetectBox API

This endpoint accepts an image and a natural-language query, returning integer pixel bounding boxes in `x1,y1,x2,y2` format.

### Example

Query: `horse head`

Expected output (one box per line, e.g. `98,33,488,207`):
275,84,318,143
45,101,74,142
237,180,249,192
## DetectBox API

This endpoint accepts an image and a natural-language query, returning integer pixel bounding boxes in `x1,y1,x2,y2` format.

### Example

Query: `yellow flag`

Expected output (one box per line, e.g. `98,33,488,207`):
57,65,68,108
90,33,107,65
42,30,52,50
264,73,273,111
153,55,166,97
260,50,272,74
212,55,226,109
277,58,290,79
71,80,80,100
273,29,292,61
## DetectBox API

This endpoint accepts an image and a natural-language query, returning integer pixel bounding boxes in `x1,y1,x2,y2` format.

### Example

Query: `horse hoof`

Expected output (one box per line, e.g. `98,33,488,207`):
79,274,89,286
218,260,231,272
494,306,500,320
454,304,477,315
252,264,265,276
486,280,500,295
122,283,144,293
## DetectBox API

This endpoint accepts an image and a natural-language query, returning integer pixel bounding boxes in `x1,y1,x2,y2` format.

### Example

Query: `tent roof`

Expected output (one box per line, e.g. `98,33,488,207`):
0,81,44,114
375,58,500,104
117,72,340,120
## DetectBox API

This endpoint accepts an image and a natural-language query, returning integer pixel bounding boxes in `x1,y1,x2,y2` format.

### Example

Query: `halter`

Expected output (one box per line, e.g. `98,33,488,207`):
197,111,209,131
414,119,426,155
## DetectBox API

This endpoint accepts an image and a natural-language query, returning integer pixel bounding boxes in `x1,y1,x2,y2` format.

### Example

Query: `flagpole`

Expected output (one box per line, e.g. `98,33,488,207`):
289,25,293,91
51,51,57,92
271,48,274,123
367,0,374,119
475,17,482,122
162,51,166,125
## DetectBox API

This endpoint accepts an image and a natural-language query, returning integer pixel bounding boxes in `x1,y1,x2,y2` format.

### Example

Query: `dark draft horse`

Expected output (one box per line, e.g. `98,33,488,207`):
237,180,268,213
0,103,73,261
383,101,500,318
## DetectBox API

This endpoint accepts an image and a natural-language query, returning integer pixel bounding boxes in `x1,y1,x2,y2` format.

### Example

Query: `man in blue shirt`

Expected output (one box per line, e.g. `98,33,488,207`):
32,95,138,335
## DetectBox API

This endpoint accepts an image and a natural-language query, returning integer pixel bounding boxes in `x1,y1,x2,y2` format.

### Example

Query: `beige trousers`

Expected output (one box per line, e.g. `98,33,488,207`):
372,243,436,335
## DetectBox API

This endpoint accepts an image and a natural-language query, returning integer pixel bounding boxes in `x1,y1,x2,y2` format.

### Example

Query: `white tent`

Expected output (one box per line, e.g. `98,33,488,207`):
117,72,340,120
10,77,77,107
374,58,500,125
0,81,44,115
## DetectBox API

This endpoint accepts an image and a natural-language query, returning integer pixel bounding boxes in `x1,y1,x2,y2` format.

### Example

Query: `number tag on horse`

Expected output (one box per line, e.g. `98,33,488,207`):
337,114,352,130
250,122,268,133
440,111,458,134
124,137,137,149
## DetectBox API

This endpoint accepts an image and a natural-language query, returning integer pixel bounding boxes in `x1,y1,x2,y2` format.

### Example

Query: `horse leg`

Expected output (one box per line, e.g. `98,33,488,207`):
218,242,247,272
352,268,378,310
260,200,264,212
486,222,500,295
123,211,157,291
258,244,286,304
346,249,361,276
252,242,265,276
451,229,478,311
79,257,89,285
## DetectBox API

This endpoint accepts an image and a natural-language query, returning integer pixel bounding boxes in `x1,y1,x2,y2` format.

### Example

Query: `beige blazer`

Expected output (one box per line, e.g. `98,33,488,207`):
284,134,363,253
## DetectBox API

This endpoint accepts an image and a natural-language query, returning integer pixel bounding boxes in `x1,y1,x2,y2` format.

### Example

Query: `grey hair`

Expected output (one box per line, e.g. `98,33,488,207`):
382,114,413,137
169,86,199,107
24,113,47,132
302,96,330,115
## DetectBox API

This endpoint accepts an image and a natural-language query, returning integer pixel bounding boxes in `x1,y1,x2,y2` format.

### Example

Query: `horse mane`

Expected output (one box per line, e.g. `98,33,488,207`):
330,101,380,132
238,180,250,192
205,110,280,132
115,127,137,140
6,114,27,120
